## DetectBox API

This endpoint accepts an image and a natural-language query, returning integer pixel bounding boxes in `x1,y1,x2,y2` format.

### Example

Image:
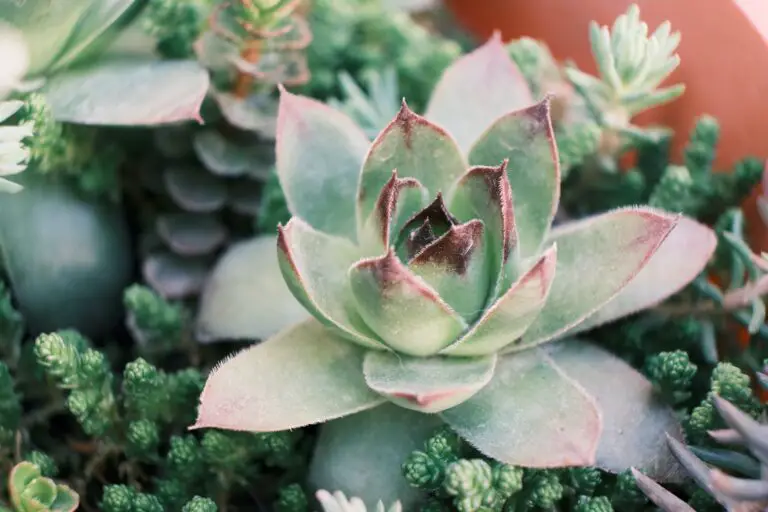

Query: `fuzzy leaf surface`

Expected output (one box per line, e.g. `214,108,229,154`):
278,218,383,349
468,98,559,261
568,216,717,334
357,103,465,226
276,90,369,239
193,319,384,432
425,33,533,153
196,236,309,343
348,250,467,355
544,340,685,481
442,245,557,356
363,351,496,412
631,469,695,512
517,208,677,348
441,349,601,467
45,60,209,125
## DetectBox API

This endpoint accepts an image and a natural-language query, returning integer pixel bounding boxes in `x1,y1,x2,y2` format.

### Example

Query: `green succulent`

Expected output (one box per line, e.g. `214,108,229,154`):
6,462,78,512
195,35,716,505
316,490,401,512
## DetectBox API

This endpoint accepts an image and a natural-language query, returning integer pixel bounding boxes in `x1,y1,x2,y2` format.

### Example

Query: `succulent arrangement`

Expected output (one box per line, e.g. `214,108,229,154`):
2,1,768,511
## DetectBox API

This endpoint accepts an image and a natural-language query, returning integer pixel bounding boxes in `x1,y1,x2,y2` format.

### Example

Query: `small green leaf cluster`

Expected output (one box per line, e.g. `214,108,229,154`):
644,350,698,405
5,461,78,512
142,0,209,59
124,284,188,351
0,362,20,449
274,483,309,512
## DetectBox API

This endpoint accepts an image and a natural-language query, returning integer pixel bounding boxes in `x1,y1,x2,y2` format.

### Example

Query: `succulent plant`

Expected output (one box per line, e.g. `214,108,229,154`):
5,461,78,512
193,36,717,505
634,396,768,512
316,490,402,512
0,24,31,193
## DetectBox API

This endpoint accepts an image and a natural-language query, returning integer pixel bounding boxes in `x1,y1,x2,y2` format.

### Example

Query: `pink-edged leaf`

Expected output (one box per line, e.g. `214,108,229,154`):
408,219,490,323
362,350,496,413
631,469,695,512
544,340,685,481
515,208,678,349
359,170,427,256
348,249,467,356
569,216,717,335
357,101,466,227
45,60,209,125
308,404,444,509
448,161,517,296
9,461,40,509
276,89,370,239
192,319,385,432
425,33,533,153
468,97,560,260
195,236,309,343
440,348,602,467
442,245,557,356
278,218,384,349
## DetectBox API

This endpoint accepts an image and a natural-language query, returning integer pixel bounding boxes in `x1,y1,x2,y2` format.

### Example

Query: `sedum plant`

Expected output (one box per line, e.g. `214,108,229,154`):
316,490,402,512
3,462,78,512
0,24,32,193
194,36,717,505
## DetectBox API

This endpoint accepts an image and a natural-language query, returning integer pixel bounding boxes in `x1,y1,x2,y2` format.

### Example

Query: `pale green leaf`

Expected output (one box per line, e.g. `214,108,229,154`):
441,349,601,467
363,351,496,412
308,404,442,509
425,33,533,153
516,208,677,349
278,217,384,349
21,477,57,508
442,245,557,356
276,89,369,239
45,59,209,125
568,216,716,335
195,236,310,343
50,485,79,512
544,340,685,481
193,319,384,432
348,249,467,356
9,462,40,509
468,97,559,260
357,102,466,226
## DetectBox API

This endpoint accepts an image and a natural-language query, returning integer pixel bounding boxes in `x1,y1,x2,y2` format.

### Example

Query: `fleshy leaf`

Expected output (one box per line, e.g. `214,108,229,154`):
544,340,685,481
143,252,208,300
442,245,557,356
308,404,443,509
568,216,717,335
632,469,695,512
441,348,601,467
163,166,228,213
45,60,209,125
348,249,467,356
193,319,384,431
425,33,533,153
278,218,384,349
449,161,517,295
50,484,79,511
193,129,274,179
276,89,369,239
468,97,559,260
408,220,489,322
363,350,496,413
196,236,309,343
359,170,427,256
21,477,57,507
516,208,677,349
357,101,466,226
156,213,227,256
10,462,40,509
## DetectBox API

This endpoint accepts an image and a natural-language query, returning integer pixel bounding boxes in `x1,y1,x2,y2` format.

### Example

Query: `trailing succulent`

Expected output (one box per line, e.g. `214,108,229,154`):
194,35,717,505
3,462,78,512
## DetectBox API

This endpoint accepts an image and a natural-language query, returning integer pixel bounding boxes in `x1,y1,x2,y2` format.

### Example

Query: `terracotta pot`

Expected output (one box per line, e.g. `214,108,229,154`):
444,0,768,170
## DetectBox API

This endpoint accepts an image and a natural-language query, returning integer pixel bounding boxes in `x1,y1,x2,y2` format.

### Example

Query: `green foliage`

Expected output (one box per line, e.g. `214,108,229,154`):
564,467,603,497
275,484,308,512
644,350,697,404
123,284,187,349
522,470,564,510
574,496,613,512
0,362,20,434
257,168,292,233
142,0,208,58
6,461,78,512
609,470,647,511
182,496,218,512
101,485,163,512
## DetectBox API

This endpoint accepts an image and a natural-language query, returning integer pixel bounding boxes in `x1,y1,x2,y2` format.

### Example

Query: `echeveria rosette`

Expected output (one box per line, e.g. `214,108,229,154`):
194,36,717,504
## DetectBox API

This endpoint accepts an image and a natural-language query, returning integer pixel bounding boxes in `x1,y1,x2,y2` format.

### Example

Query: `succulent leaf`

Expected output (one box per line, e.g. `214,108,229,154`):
441,245,557,356
21,477,57,508
570,216,717,335
196,236,309,342
49,484,79,511
425,32,533,153
544,341,685,480
440,349,601,467
448,161,517,298
631,468,695,512
278,217,384,349
193,319,384,432
44,60,209,125
516,208,678,349
408,219,490,322
10,462,40,509
468,97,559,261
357,101,466,228
276,89,370,239
348,249,467,356
362,351,497,412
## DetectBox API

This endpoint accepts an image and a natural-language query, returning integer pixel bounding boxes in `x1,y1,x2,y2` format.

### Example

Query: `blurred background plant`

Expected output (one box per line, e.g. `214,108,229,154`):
1,1,768,511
